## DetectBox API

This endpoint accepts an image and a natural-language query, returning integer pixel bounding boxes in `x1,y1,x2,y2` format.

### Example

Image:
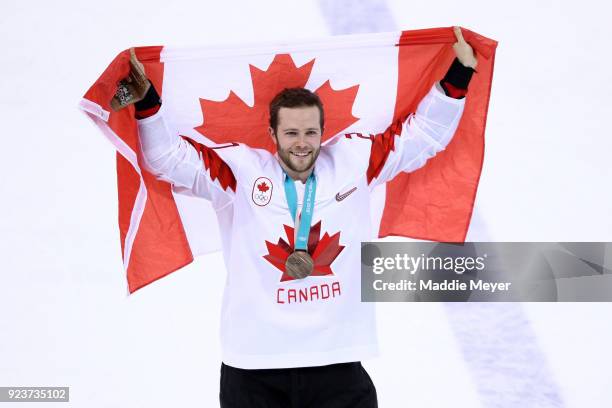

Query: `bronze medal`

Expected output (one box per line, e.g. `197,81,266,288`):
285,250,314,279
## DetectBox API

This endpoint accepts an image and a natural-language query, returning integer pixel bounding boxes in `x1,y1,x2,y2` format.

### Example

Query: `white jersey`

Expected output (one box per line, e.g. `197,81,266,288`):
136,82,465,369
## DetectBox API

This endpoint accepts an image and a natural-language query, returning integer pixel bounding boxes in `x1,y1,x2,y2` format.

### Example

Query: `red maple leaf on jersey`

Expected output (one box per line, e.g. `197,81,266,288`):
257,181,270,193
263,221,345,282
194,54,360,152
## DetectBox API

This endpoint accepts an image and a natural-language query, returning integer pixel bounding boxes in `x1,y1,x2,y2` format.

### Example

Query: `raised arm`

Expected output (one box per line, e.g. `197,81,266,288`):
366,26,477,187
120,49,244,205
136,107,244,204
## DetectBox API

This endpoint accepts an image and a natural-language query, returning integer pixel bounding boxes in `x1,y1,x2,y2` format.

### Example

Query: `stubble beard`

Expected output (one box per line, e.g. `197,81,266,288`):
275,139,321,175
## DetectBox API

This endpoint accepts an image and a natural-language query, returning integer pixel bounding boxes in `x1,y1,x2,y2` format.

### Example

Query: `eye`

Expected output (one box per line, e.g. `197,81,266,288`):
306,130,318,136
285,131,297,136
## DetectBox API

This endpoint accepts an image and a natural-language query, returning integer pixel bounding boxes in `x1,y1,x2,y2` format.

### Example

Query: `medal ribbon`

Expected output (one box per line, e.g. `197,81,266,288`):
283,171,317,251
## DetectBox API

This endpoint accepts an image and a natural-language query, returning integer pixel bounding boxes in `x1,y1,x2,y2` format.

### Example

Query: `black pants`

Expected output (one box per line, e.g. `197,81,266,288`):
219,361,378,408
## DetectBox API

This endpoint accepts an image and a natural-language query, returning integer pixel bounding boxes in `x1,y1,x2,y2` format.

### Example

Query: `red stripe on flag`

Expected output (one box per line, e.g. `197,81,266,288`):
377,27,496,242
396,26,497,59
84,46,194,293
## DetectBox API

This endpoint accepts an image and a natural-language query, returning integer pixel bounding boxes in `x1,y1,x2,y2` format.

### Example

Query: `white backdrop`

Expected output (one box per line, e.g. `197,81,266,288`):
1,0,611,407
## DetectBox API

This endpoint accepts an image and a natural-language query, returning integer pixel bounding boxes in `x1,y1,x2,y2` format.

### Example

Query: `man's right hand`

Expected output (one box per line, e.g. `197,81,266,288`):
110,47,151,111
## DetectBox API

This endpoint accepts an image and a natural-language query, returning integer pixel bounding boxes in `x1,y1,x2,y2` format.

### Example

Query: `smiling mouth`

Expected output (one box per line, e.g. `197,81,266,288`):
291,152,311,157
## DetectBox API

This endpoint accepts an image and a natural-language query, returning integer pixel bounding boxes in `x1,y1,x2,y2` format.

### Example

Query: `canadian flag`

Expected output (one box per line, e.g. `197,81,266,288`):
79,27,497,294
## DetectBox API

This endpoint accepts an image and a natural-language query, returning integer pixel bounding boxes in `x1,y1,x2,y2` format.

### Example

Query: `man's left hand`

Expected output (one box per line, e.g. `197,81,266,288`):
452,26,478,69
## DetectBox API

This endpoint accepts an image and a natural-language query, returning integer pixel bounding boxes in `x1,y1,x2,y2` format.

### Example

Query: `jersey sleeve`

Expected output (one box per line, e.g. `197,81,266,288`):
136,110,246,207
366,81,466,188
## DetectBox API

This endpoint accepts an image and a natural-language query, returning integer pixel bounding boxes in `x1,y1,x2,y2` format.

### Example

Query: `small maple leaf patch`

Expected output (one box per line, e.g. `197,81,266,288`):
252,177,273,206
257,182,270,193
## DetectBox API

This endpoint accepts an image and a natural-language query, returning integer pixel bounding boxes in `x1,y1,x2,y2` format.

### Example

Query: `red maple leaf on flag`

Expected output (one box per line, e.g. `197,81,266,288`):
263,221,345,282
257,181,269,193
194,54,360,152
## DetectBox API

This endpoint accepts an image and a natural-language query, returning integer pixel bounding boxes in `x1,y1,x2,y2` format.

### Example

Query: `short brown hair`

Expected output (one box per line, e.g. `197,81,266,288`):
269,88,324,132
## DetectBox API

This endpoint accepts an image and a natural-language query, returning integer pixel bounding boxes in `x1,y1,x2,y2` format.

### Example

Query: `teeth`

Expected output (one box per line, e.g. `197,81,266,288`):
291,152,310,157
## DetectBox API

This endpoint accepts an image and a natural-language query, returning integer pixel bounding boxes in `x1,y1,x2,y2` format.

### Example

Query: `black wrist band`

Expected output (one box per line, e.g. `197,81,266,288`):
441,57,476,90
135,81,162,111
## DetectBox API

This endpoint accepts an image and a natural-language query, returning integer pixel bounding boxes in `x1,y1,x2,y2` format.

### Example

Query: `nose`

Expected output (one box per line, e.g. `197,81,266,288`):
295,133,309,148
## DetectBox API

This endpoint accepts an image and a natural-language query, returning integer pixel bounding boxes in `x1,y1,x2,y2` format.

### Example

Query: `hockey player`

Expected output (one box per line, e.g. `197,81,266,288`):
120,26,477,407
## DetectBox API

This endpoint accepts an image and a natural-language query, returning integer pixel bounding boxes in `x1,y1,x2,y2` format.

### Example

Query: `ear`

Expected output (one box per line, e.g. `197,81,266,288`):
268,126,276,144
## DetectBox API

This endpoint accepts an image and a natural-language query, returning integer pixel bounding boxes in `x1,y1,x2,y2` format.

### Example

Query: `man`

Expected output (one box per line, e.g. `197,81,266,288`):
127,26,477,407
